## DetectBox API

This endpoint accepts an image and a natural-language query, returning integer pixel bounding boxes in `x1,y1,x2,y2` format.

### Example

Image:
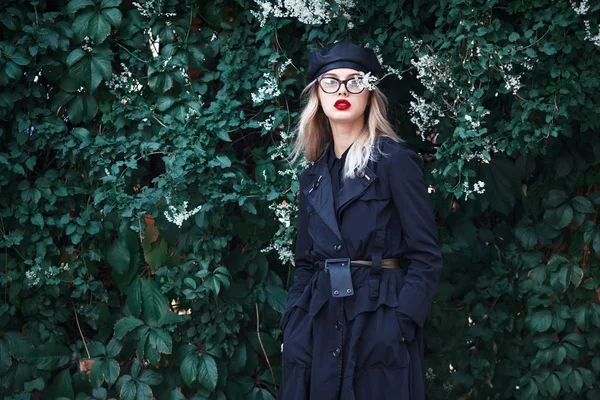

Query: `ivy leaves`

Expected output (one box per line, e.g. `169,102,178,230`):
68,0,123,45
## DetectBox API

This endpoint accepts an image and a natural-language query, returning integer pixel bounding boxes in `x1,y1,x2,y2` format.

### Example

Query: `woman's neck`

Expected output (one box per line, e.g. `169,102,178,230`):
330,119,364,158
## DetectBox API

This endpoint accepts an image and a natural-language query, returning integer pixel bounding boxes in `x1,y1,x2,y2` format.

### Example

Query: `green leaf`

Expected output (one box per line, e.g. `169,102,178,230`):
107,239,131,274
5,62,22,80
568,370,583,393
266,285,287,313
31,213,44,228
106,338,122,358
563,333,585,347
114,316,144,338
88,13,112,45
554,203,573,229
66,49,86,67
545,373,561,397
508,32,520,42
0,340,11,370
181,353,199,387
48,369,74,400
101,7,122,28
156,96,176,112
72,11,94,41
593,232,600,254
148,73,173,94
148,328,172,354
138,369,163,386
141,279,168,324
127,276,143,318
515,218,538,250
540,42,557,56
197,354,218,392
66,0,94,13
572,196,594,213
71,127,91,145
90,48,113,91
530,310,552,332
27,344,71,370
118,377,136,400
578,368,595,388
547,190,568,208
216,155,231,168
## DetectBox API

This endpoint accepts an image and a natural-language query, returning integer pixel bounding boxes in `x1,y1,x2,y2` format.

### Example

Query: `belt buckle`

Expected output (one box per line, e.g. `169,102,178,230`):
325,258,354,298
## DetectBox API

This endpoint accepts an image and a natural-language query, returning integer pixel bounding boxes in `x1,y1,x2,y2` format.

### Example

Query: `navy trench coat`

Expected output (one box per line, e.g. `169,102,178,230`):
278,138,443,400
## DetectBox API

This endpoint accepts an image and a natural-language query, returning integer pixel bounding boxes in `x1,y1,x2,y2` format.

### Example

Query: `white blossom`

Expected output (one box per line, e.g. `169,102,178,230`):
408,91,444,140
164,198,202,228
107,63,144,94
251,72,282,104
258,115,276,132
571,0,590,15
584,20,600,47
81,36,93,52
357,71,377,91
133,0,176,18
252,0,356,26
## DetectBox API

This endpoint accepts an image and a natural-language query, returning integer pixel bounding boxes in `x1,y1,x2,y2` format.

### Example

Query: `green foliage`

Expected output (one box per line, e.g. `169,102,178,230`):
0,0,599,399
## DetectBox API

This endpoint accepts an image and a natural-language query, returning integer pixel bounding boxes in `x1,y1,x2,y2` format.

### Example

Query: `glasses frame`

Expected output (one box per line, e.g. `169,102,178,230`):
317,75,366,94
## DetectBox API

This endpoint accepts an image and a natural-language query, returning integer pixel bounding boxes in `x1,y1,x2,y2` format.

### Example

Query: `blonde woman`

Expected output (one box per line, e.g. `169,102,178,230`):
278,41,443,400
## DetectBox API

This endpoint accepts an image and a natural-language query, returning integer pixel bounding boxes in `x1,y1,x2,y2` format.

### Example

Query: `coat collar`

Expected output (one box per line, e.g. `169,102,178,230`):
303,156,378,241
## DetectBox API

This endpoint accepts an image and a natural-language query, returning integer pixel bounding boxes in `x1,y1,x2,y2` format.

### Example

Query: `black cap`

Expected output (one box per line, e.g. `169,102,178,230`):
307,41,383,82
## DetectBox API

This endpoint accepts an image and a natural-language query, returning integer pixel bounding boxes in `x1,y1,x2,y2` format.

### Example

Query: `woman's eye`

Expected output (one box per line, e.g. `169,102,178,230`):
322,79,337,87
347,79,361,88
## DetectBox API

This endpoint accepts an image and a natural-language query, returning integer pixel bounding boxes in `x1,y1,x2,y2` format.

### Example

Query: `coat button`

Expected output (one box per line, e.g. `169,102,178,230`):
333,244,342,252
335,321,342,330
332,348,341,358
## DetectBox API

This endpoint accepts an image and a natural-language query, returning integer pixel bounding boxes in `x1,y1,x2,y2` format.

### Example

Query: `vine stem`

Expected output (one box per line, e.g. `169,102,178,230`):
255,302,277,397
74,308,91,359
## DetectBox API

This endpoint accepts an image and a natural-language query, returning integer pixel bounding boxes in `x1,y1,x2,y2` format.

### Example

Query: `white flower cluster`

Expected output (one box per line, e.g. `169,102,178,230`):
252,0,356,26
133,0,176,18
365,44,403,80
164,199,202,228
571,0,590,15
25,263,69,286
81,36,93,52
462,180,486,199
261,200,296,263
497,63,523,94
461,136,498,163
425,367,436,382
408,91,444,140
584,20,600,47
258,115,276,132
357,71,377,91
251,72,282,104
411,54,456,93
106,63,144,94
463,105,490,131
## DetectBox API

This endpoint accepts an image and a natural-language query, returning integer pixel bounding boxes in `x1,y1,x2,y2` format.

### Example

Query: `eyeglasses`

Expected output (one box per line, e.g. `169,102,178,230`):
317,76,365,94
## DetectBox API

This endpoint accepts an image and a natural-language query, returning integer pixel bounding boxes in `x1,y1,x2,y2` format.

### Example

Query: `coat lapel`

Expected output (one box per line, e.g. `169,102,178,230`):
336,166,378,218
303,161,343,242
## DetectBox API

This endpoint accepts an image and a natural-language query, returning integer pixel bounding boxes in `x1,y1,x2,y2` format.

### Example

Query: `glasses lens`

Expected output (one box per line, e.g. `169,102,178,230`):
319,77,340,93
346,78,363,93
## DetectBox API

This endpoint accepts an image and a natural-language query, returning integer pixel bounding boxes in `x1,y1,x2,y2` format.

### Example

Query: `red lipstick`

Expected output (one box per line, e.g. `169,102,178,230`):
334,100,351,110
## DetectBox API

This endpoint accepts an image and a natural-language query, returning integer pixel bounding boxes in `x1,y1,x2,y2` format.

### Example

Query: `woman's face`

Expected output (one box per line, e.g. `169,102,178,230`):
316,68,370,124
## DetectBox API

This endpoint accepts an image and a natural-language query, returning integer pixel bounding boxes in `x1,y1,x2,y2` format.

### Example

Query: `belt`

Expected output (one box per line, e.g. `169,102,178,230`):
315,258,403,270
315,258,405,298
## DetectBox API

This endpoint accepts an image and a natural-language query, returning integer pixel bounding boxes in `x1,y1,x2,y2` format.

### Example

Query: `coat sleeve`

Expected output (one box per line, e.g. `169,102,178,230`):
283,171,316,313
389,147,443,328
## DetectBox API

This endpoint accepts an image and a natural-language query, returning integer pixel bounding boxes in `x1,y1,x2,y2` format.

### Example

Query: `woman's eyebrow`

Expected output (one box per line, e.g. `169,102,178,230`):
322,72,359,79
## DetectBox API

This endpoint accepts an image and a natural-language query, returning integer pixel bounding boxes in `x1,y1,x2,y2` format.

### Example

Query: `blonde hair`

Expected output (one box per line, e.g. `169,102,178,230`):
290,81,401,179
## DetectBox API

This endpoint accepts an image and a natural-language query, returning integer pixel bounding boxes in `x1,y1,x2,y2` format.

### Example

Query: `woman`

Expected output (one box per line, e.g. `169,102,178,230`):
279,41,443,400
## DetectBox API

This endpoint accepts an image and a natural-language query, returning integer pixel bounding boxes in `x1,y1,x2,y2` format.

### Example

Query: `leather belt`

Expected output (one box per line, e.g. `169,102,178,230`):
315,258,403,270
351,258,402,269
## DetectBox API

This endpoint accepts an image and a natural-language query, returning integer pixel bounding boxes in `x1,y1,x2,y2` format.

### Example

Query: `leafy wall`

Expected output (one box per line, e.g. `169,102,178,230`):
1,0,599,399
